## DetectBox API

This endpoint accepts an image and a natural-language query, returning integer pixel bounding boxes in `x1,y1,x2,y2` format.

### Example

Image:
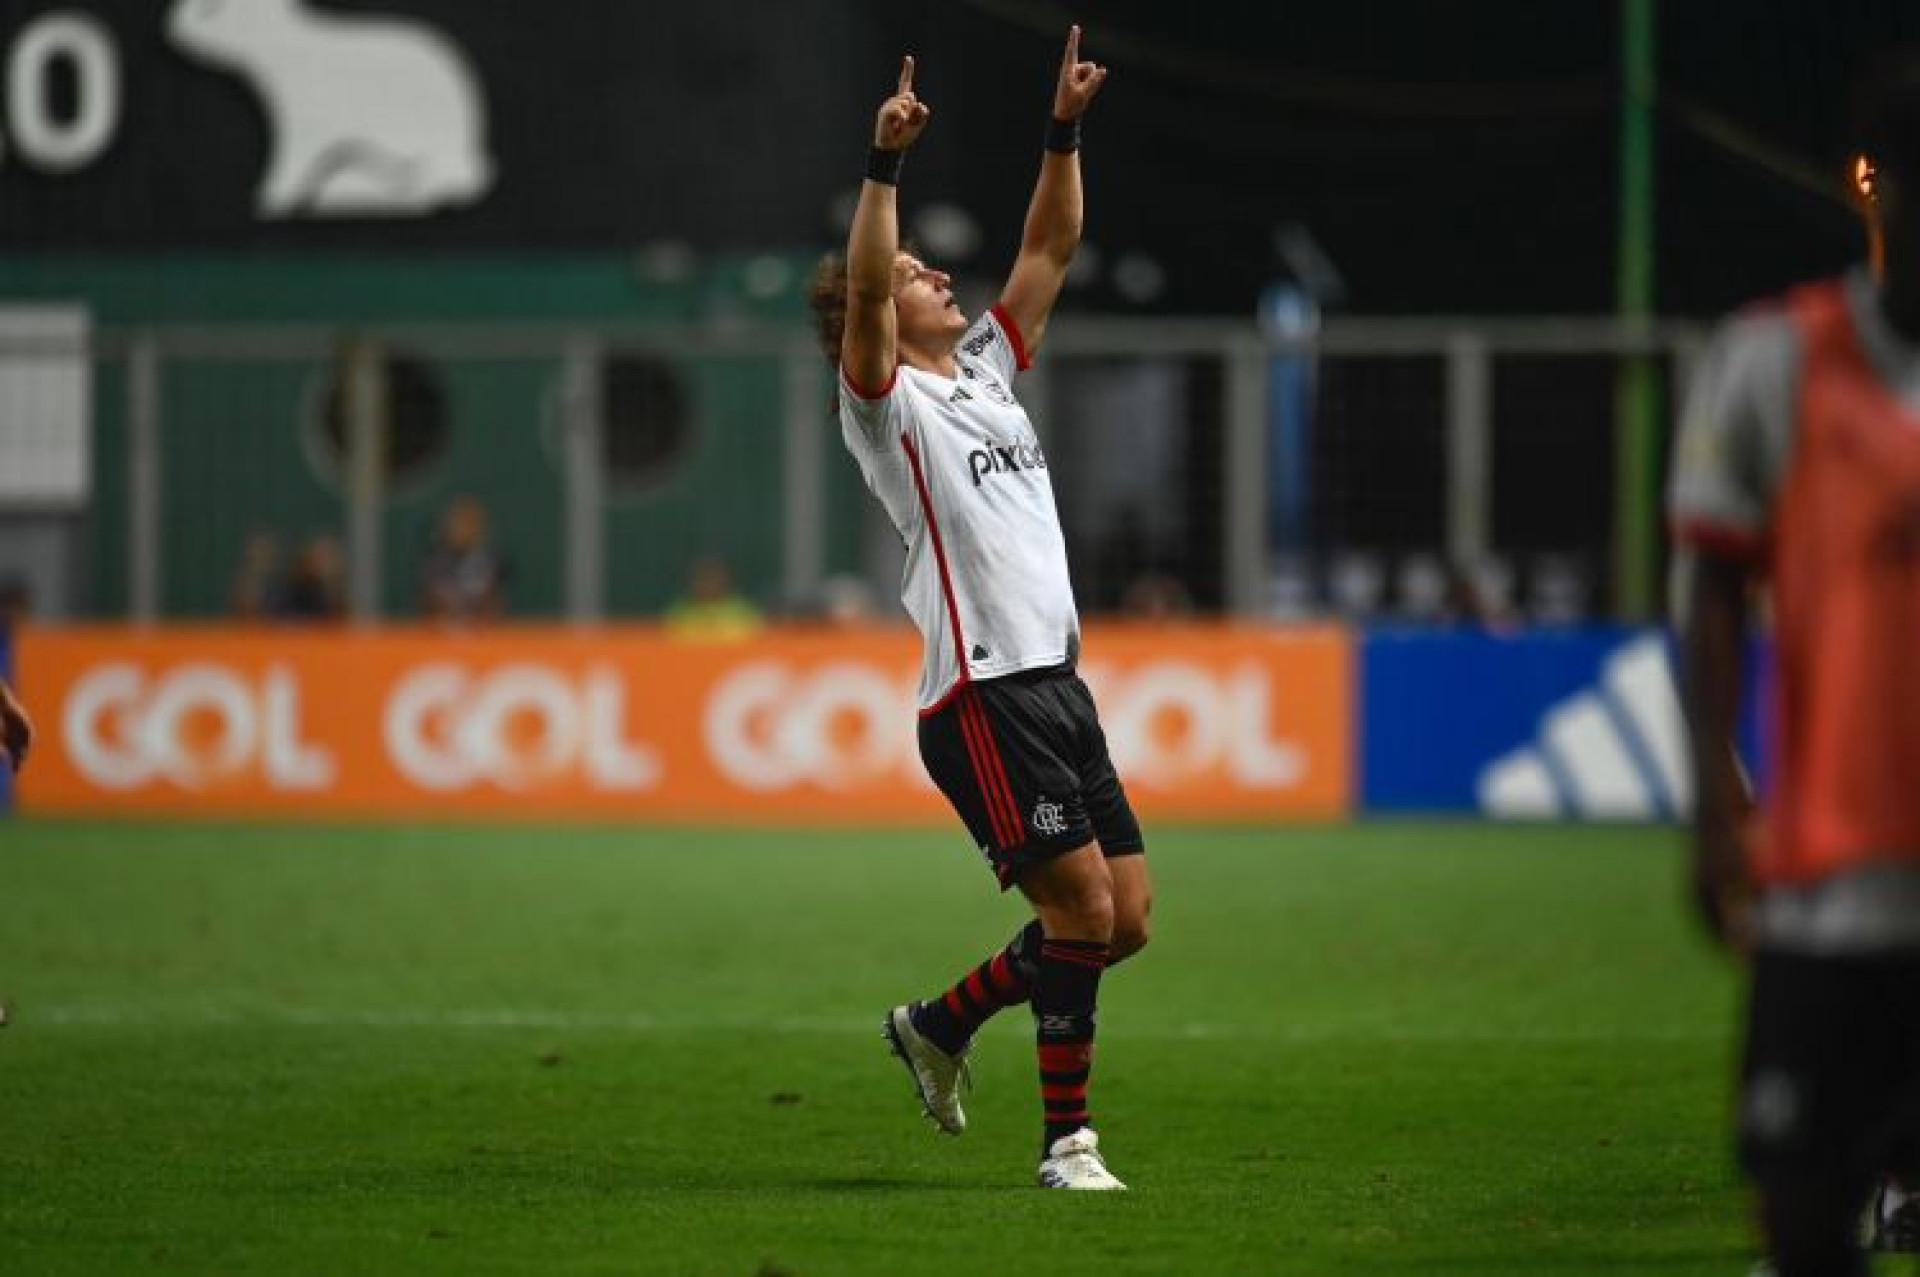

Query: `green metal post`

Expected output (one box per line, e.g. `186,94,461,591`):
1614,0,1660,619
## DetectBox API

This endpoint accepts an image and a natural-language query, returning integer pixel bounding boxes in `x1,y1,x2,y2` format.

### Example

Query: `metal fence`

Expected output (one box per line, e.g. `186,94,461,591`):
0,315,1708,624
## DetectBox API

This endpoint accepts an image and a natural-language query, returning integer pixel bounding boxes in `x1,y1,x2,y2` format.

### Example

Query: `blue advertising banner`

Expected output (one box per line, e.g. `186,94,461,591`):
1360,626,1771,819
1362,627,1692,819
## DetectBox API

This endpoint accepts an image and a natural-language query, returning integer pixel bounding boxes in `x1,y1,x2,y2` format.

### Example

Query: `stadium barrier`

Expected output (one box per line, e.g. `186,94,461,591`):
12,623,1748,823
0,314,1706,627
12,624,1352,824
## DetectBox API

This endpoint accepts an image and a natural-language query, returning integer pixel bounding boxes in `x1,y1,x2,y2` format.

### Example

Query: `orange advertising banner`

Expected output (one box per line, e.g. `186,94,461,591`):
14,625,1352,823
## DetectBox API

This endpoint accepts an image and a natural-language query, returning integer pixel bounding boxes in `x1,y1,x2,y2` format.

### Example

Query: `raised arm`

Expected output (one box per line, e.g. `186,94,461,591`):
998,26,1108,357
841,57,931,395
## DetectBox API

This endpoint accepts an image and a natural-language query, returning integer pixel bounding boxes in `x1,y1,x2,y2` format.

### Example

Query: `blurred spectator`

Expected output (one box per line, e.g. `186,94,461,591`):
666,555,763,639
1526,553,1591,625
816,573,881,627
231,531,349,622
421,495,507,623
1327,550,1387,618
1394,552,1450,621
1264,555,1317,620
1444,556,1519,630
1120,571,1194,620
279,535,346,622
231,530,282,619
1390,552,1524,628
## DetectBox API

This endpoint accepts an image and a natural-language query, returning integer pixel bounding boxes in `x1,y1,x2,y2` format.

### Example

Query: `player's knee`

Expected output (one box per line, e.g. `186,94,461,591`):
1109,914,1150,964
1045,883,1114,943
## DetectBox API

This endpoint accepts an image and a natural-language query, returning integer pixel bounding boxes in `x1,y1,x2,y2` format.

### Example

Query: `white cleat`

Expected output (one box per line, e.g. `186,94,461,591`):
883,1004,970,1135
1037,1128,1127,1190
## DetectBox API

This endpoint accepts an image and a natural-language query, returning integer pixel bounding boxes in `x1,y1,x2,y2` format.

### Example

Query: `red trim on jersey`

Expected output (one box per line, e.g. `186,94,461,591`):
957,694,1018,848
989,304,1033,371
920,679,969,716
963,690,1027,849
967,693,1026,848
967,687,1029,844
1670,517,1767,562
897,429,1026,850
899,430,972,715
840,364,897,401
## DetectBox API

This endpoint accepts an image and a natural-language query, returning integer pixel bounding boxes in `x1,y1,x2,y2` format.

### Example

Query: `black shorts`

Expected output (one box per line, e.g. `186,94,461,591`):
1738,947,1920,1194
918,666,1145,890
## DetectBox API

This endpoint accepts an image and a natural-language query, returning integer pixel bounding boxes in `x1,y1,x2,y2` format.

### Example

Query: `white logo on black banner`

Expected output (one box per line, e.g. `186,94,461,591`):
167,0,494,218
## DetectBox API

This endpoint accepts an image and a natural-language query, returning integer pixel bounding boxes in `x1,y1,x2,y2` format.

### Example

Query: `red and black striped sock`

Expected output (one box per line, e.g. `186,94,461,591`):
1034,937,1109,1151
910,919,1043,1056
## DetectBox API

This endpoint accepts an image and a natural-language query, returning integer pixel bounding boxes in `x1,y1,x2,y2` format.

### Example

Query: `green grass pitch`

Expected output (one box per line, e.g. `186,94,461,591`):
0,821,1785,1273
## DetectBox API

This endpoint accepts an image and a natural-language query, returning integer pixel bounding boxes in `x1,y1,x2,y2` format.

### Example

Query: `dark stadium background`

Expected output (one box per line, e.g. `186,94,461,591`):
3,0,1915,316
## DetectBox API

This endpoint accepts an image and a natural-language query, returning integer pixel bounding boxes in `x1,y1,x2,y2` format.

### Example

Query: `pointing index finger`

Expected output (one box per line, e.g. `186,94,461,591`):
898,54,915,95
1063,24,1080,70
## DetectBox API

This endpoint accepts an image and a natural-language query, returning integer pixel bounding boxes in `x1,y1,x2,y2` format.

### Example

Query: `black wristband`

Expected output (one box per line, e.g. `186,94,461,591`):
1045,115,1081,154
866,145,905,186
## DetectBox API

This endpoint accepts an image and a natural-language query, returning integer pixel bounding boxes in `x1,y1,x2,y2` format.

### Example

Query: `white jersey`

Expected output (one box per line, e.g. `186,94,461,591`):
839,305,1080,711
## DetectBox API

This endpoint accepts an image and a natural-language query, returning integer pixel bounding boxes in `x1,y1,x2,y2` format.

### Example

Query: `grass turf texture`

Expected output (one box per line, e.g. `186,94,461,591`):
0,821,1777,1274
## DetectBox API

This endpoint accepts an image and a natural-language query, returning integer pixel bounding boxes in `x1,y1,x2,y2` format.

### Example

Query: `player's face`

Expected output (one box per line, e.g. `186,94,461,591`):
892,254,968,346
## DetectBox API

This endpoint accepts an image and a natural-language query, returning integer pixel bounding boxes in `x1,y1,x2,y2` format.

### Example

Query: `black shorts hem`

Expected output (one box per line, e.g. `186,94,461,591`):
991,831,1096,890
991,833,1147,890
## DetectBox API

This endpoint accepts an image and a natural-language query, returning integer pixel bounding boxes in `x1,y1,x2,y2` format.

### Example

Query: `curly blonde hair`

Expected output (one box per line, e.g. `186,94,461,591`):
808,241,920,373
808,252,850,370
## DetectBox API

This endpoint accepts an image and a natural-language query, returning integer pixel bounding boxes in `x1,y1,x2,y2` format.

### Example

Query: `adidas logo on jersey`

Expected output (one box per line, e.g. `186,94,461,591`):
951,373,1015,407
967,438,1049,487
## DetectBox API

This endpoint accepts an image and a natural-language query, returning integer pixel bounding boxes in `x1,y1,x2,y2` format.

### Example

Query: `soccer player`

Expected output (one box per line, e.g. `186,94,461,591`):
0,675,31,773
1670,56,1920,1276
808,28,1148,1190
